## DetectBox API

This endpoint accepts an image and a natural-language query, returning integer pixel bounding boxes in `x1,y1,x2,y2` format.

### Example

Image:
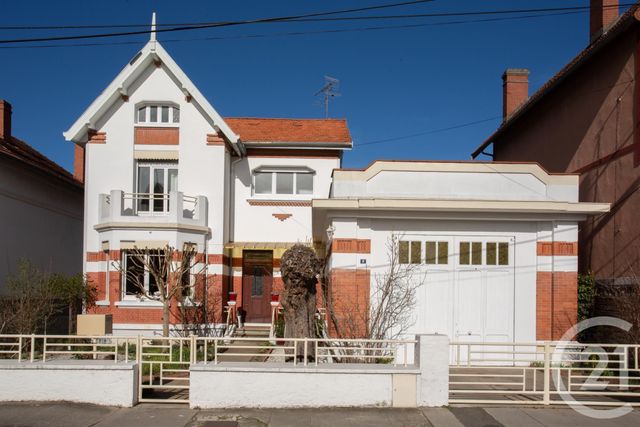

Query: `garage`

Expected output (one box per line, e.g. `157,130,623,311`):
401,234,515,344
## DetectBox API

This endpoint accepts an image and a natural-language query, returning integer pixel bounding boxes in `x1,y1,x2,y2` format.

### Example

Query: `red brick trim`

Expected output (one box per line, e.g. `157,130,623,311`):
88,130,106,144
246,148,341,158
332,239,371,254
247,200,312,207
329,268,371,337
86,250,121,262
207,254,230,265
272,213,292,221
536,271,577,340
134,127,179,145
536,242,578,256
206,134,225,146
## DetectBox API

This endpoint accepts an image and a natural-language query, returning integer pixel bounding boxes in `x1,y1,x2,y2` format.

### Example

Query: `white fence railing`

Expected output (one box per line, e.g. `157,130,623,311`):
195,336,416,366
450,341,640,406
0,334,137,363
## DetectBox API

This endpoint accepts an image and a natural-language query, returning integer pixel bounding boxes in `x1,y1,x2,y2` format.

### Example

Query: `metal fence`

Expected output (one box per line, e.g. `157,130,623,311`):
0,334,136,363
450,341,640,406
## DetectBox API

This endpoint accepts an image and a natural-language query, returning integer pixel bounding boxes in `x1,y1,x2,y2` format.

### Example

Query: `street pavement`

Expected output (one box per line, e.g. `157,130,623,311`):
1,402,640,426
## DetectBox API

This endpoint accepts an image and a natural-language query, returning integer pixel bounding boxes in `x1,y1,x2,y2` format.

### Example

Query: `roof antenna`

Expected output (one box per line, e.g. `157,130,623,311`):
150,12,157,48
314,76,341,118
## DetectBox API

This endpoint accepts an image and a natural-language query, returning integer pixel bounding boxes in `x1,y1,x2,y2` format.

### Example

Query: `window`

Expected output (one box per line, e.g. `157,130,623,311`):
459,242,482,266
251,267,264,296
122,250,164,299
425,241,449,265
136,104,180,124
136,162,178,213
399,240,421,264
252,170,314,196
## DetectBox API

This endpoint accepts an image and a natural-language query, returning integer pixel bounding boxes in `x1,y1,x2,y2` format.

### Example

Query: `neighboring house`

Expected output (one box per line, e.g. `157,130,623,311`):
65,25,607,340
0,100,83,291
472,1,640,293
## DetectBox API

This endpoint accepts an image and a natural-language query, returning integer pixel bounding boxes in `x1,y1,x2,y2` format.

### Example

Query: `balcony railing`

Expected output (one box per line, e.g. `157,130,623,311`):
98,190,207,228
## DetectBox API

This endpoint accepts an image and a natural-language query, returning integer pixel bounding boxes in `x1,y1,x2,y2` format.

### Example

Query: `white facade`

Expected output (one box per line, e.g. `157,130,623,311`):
65,34,607,339
315,161,608,343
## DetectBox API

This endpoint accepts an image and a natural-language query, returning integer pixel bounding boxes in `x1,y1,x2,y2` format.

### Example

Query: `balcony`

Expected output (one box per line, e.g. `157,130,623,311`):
96,190,208,232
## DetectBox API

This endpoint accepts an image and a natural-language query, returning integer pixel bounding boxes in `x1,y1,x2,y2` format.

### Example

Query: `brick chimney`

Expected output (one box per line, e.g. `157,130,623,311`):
73,144,85,183
502,69,529,120
590,0,619,41
0,100,11,141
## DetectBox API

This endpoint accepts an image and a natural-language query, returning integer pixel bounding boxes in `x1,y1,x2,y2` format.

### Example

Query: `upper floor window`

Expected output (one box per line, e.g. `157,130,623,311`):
136,103,180,125
136,161,178,213
252,169,314,196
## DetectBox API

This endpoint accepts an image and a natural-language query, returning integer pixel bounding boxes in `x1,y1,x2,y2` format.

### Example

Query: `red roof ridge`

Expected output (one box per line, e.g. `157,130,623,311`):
472,2,640,158
224,117,347,122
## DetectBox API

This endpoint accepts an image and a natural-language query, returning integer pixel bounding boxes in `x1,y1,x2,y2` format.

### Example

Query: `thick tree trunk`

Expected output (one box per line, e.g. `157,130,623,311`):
282,289,316,358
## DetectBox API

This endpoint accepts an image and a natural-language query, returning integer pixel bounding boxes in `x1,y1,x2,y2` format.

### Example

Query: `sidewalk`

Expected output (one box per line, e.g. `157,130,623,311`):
0,403,639,427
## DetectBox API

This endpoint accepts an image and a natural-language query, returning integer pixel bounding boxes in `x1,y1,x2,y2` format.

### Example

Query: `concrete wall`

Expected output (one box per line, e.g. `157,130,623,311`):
491,27,640,283
0,361,138,407
0,157,83,291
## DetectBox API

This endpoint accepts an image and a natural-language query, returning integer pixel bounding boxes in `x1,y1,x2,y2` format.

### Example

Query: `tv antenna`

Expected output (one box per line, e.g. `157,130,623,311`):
315,76,341,118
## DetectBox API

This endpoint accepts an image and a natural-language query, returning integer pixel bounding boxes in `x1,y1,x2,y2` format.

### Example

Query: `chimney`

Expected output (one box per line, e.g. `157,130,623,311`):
590,0,619,41
73,144,85,183
0,100,11,140
502,69,529,120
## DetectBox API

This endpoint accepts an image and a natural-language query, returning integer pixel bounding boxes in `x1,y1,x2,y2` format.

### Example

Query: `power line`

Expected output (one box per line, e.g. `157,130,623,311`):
0,0,436,44
0,3,632,30
0,10,598,50
356,116,501,147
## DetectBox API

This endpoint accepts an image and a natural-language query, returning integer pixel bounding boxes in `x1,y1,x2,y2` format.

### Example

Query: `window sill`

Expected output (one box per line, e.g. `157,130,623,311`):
115,300,163,308
95,300,110,307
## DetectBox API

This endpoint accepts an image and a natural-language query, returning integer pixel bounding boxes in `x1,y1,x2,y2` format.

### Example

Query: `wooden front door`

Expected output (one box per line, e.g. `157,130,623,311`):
242,250,273,323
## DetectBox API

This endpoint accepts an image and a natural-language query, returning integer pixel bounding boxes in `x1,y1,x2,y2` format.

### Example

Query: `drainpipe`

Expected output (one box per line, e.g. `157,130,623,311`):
551,221,556,340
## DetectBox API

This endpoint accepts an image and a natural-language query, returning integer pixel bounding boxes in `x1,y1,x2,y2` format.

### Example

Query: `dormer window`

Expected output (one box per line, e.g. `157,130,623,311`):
136,103,180,125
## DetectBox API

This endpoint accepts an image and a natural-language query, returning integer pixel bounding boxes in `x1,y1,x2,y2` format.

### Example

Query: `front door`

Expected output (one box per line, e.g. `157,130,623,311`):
242,250,273,323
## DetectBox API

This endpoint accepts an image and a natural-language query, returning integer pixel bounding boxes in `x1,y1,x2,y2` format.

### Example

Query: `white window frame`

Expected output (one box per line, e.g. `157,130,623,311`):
135,102,180,126
135,161,178,215
251,167,315,198
121,251,165,301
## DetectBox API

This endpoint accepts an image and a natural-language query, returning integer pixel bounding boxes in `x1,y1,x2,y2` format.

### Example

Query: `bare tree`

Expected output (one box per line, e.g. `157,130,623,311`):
323,235,423,341
280,244,322,359
0,260,96,335
113,244,204,337
172,274,224,338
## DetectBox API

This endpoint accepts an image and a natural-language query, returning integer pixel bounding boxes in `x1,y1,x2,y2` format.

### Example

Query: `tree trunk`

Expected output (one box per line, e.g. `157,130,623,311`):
282,286,316,359
162,301,170,337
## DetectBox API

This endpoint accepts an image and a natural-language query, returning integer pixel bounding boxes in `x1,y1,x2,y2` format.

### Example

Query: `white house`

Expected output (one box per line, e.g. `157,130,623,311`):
64,27,608,340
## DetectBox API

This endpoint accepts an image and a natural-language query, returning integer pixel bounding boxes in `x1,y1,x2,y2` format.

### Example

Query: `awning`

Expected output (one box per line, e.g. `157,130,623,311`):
134,150,179,161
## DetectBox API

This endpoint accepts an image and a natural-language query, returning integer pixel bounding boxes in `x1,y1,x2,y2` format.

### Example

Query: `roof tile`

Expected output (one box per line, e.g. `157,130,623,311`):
224,117,352,144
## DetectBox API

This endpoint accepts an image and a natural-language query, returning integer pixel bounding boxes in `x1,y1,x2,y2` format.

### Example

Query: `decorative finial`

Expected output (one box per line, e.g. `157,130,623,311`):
150,12,157,43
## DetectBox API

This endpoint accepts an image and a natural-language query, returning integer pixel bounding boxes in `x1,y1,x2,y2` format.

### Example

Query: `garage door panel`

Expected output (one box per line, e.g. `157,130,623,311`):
456,269,483,341
484,269,513,343
419,270,451,335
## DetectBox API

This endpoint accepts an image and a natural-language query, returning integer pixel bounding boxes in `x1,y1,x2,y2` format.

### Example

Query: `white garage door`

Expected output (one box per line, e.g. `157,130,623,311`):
402,235,515,345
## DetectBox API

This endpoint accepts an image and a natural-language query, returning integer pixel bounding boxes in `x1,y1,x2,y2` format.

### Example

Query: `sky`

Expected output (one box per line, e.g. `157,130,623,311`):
0,0,632,172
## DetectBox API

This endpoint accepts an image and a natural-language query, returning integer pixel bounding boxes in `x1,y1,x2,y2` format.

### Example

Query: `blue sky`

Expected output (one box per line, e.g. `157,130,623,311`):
0,1,630,171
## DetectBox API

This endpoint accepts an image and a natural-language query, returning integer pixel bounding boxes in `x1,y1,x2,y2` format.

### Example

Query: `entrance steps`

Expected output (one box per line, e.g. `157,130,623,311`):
218,323,272,363
237,323,271,338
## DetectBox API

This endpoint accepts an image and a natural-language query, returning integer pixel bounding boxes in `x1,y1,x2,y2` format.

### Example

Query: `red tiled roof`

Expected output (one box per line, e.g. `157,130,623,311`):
224,117,352,144
0,136,82,189
472,3,640,158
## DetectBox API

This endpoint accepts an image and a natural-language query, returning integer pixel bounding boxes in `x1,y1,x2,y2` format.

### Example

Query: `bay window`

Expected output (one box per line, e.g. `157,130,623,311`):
122,250,164,300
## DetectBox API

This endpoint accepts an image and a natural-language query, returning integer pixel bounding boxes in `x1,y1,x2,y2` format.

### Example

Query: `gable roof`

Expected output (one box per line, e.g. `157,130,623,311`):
1,135,82,189
224,117,352,146
63,39,239,150
471,3,640,159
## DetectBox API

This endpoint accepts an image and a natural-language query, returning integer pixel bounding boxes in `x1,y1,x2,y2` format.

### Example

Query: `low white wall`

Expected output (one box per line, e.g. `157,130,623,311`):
0,361,138,407
190,363,419,409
